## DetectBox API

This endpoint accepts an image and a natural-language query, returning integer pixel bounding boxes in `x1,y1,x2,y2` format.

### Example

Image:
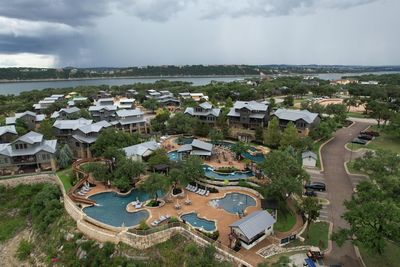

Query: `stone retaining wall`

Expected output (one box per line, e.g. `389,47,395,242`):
0,173,56,186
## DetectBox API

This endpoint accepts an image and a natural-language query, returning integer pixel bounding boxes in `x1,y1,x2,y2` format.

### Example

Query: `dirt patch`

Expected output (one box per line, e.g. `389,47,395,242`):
316,98,366,113
0,229,31,267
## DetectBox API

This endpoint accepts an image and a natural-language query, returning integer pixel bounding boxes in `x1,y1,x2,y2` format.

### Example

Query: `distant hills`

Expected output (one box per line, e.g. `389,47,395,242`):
0,64,399,81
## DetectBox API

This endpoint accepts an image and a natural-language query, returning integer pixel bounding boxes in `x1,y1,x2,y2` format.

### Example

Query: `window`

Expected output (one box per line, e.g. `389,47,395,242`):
75,142,80,147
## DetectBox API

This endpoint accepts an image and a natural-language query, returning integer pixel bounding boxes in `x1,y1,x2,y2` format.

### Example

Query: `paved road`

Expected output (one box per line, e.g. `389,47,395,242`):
320,121,371,267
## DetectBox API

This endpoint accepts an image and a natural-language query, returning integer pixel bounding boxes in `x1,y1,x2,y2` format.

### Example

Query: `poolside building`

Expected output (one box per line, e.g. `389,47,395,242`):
0,131,57,175
5,111,46,130
271,109,320,135
0,125,18,143
177,139,213,159
184,102,220,126
123,141,160,162
229,210,276,250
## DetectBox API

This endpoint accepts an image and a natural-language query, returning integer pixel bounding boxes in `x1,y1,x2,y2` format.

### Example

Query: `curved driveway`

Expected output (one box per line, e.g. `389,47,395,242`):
320,121,370,266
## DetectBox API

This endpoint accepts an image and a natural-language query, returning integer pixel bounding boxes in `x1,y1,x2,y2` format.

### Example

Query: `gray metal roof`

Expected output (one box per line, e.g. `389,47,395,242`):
123,141,160,157
273,109,319,124
191,139,213,152
116,109,143,118
184,107,221,117
14,131,43,144
53,118,92,130
0,125,17,136
230,211,276,240
0,132,57,157
78,120,111,134
302,151,318,160
89,105,117,111
6,111,45,125
199,102,212,110
177,144,192,153
233,101,269,111
227,109,267,119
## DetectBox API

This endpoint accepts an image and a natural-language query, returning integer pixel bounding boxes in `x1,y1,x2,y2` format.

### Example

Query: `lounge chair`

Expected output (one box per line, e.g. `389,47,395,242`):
151,220,160,227
160,215,167,222
205,190,209,196
135,202,143,209
77,191,86,196
196,188,202,194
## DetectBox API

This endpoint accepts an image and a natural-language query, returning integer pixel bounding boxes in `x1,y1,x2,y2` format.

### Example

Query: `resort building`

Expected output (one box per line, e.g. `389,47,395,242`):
302,151,318,168
146,89,180,107
67,97,89,107
115,109,148,134
89,105,118,122
179,92,209,102
33,94,64,113
51,107,81,120
53,118,93,141
229,210,276,250
116,98,135,109
271,109,320,135
0,126,18,143
5,111,45,130
96,98,114,106
0,131,57,174
227,101,269,130
184,102,220,125
69,121,112,158
123,141,160,162
177,139,213,159
125,89,138,98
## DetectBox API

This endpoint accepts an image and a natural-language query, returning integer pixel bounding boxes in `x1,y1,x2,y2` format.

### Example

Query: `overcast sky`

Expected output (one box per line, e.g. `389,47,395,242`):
0,0,398,68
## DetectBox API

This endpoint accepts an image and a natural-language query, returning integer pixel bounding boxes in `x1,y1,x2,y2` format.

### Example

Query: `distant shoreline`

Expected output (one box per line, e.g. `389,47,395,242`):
0,75,260,84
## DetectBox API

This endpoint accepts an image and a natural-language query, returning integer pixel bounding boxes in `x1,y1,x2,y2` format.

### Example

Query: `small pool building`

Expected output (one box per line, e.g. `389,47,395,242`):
229,210,276,249
177,139,213,159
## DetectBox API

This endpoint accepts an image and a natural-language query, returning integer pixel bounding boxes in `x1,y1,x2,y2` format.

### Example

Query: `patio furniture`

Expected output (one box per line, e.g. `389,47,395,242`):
151,220,160,227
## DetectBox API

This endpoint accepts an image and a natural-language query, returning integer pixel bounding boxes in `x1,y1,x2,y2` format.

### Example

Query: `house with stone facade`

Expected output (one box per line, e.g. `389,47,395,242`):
0,126,18,143
184,102,220,126
271,109,320,135
6,111,46,130
227,101,269,130
0,131,57,174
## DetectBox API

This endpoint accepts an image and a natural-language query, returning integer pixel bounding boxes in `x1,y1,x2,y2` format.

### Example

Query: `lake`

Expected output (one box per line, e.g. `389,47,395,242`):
0,71,399,95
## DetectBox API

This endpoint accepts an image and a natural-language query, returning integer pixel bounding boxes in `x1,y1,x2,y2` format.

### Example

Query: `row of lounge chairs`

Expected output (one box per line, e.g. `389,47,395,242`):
186,184,209,196
151,214,171,227
76,182,92,196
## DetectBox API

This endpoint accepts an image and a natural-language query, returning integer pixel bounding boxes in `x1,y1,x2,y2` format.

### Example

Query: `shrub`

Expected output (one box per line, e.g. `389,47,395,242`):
137,219,150,230
16,239,33,260
208,187,219,193
201,230,219,241
146,199,161,207
168,216,179,223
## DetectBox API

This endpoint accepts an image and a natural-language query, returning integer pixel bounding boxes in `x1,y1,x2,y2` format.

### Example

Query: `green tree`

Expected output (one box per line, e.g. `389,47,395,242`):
113,159,146,191
279,122,299,149
299,197,322,237
261,150,309,200
180,155,204,182
166,112,196,134
254,126,264,143
283,95,294,107
147,148,170,169
92,128,140,156
208,129,223,143
139,173,170,202
15,118,29,135
231,141,250,160
57,144,74,169
142,98,160,113
264,117,281,149
225,97,233,108
38,118,55,139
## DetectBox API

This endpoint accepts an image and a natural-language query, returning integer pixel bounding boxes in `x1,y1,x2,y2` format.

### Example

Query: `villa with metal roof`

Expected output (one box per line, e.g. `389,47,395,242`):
115,109,147,134
69,120,112,159
67,97,89,107
53,118,93,141
228,101,270,130
146,89,180,107
33,94,65,113
51,107,81,120
0,131,57,175
89,105,118,122
6,111,46,130
184,102,221,126
179,92,209,102
177,139,213,159
229,210,276,249
0,125,18,143
123,140,160,162
272,108,320,135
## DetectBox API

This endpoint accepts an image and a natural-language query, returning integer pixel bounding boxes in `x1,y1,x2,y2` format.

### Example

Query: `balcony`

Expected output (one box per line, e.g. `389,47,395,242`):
12,156,37,165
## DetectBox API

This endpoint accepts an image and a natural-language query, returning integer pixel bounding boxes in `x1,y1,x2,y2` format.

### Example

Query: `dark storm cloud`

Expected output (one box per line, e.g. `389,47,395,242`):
0,0,112,26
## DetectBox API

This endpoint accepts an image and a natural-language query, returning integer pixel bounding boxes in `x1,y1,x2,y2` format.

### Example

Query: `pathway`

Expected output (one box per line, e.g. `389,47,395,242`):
320,121,371,266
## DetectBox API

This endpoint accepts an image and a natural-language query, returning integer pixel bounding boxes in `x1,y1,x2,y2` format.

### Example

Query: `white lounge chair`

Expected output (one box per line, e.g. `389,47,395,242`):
151,220,159,227
135,202,143,209
77,191,85,196
205,191,209,196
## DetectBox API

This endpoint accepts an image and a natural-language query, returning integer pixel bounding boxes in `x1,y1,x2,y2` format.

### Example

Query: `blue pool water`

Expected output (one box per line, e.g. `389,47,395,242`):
181,213,216,232
174,137,194,145
167,151,181,161
83,190,161,227
203,165,254,181
241,151,265,163
213,192,256,214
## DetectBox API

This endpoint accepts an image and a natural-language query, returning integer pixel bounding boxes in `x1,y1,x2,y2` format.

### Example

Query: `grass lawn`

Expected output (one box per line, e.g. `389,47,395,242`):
359,241,400,267
287,222,329,250
347,127,400,154
57,167,73,191
274,208,297,233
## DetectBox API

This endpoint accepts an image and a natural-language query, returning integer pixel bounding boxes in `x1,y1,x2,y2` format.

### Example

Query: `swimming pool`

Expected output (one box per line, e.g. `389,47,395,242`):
203,165,254,181
241,150,265,163
181,212,216,232
167,150,181,161
211,192,256,214
83,190,161,227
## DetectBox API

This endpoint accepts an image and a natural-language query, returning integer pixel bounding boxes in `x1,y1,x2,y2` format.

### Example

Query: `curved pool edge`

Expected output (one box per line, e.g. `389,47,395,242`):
209,191,258,216
180,211,218,233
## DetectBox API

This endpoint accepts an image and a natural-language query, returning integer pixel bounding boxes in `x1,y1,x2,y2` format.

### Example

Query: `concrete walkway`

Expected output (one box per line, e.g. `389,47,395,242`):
320,121,371,266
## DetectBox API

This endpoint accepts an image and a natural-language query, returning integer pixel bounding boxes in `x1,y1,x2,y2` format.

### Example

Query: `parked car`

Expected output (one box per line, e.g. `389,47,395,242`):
360,131,380,137
351,138,367,145
358,134,373,140
304,182,326,191
304,188,317,197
